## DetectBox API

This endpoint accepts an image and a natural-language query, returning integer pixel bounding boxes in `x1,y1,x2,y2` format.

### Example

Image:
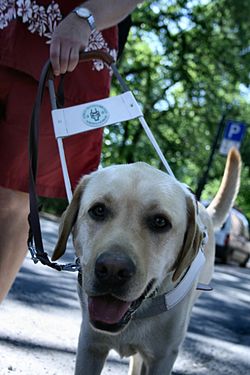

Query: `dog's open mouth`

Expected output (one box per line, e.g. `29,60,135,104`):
88,280,155,333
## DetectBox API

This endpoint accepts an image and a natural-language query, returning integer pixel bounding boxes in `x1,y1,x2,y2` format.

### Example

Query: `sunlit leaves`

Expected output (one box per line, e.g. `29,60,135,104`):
102,0,250,217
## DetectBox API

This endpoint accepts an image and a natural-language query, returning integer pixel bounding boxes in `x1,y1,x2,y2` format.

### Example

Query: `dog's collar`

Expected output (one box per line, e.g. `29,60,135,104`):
134,248,212,319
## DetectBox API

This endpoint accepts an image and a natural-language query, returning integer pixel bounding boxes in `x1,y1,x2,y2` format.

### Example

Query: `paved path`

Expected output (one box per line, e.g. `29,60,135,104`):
0,217,250,374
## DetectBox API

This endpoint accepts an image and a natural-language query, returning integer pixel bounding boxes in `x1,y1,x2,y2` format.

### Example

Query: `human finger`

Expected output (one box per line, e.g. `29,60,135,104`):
58,43,72,75
50,38,61,76
67,46,81,72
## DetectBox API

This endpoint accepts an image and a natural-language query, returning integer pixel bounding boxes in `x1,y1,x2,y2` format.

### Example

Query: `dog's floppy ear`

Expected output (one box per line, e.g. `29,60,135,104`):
51,176,89,261
172,195,203,282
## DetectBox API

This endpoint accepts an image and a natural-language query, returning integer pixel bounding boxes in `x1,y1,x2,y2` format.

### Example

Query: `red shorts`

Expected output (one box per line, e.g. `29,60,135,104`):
0,66,106,198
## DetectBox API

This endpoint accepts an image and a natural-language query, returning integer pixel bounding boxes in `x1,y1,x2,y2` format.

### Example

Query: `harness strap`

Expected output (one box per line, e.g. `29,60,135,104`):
134,249,212,319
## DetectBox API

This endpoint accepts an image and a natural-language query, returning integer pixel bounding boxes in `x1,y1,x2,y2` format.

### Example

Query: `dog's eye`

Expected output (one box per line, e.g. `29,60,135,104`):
88,203,107,221
147,215,172,232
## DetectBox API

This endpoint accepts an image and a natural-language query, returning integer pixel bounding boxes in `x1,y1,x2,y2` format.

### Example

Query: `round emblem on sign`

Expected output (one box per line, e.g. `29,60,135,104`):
82,105,109,127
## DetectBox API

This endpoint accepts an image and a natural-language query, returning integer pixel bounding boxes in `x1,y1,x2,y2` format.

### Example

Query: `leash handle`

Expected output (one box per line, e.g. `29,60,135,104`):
79,50,115,65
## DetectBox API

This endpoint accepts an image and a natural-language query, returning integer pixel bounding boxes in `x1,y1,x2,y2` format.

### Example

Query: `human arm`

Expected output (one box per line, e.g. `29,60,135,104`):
50,0,144,76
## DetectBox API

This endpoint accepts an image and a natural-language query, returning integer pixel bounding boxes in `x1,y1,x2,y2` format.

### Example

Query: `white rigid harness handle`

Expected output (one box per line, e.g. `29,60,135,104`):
49,88,175,202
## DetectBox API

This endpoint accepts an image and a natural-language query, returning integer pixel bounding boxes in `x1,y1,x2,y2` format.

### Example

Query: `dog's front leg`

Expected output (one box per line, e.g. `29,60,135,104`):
144,348,180,375
133,340,181,375
129,349,179,375
74,323,108,375
129,353,144,375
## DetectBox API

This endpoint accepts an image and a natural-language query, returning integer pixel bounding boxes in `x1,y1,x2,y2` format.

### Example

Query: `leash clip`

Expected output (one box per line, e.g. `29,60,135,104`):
61,258,81,272
28,243,39,264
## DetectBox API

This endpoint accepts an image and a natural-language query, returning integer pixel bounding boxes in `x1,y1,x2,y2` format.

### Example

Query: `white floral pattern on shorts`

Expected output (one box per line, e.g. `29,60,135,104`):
0,0,117,71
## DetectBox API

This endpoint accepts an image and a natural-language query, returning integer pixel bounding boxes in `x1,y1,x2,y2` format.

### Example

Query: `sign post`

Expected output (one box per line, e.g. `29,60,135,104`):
219,120,246,155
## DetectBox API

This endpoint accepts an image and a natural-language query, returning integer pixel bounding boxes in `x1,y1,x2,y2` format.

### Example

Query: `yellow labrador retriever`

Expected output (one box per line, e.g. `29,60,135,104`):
52,148,241,375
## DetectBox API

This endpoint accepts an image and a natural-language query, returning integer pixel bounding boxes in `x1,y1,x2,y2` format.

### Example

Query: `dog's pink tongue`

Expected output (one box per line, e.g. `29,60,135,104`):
88,295,131,324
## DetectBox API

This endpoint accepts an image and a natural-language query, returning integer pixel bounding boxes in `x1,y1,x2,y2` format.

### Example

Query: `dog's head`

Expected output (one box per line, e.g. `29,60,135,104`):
52,163,203,333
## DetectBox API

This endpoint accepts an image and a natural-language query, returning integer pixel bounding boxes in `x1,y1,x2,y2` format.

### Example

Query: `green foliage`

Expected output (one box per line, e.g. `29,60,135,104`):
102,0,250,219
40,197,68,216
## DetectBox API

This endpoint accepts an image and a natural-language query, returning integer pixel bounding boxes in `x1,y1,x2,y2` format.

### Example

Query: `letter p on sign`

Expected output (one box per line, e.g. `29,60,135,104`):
219,120,246,155
225,121,246,141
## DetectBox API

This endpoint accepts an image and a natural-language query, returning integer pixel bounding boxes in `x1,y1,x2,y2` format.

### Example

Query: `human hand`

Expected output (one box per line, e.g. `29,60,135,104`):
50,13,91,76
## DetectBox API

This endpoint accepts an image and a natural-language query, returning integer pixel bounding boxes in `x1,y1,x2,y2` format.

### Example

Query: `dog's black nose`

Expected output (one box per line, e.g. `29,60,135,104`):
95,252,136,286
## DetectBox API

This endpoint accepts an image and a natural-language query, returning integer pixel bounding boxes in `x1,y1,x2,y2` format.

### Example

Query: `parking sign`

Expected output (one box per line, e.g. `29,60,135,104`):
219,120,246,155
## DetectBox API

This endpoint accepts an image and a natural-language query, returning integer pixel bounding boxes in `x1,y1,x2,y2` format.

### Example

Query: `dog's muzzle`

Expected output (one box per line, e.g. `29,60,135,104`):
88,279,155,333
84,251,155,333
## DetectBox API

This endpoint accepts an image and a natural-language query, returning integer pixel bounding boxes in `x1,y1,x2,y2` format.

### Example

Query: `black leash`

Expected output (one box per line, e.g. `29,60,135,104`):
27,59,80,272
